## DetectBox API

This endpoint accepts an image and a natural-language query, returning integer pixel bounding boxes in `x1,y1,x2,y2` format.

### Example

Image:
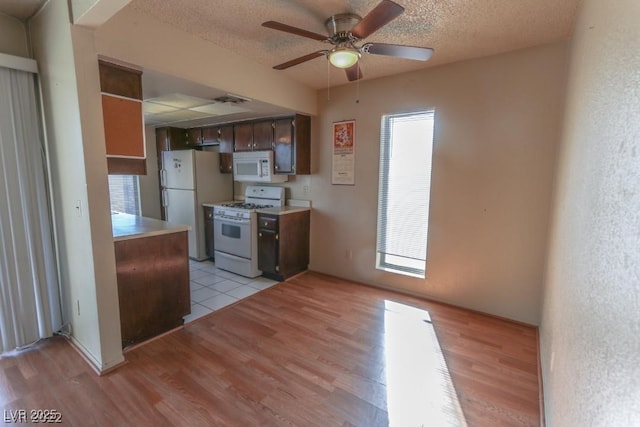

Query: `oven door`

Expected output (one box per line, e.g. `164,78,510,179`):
213,216,252,259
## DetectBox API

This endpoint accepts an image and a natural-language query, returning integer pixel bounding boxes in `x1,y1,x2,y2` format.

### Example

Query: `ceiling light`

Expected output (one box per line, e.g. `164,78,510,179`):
328,47,360,69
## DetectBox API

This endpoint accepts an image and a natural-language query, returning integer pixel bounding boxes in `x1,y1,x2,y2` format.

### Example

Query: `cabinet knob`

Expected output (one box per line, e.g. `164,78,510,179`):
263,221,268,226
275,234,279,240
259,232,262,237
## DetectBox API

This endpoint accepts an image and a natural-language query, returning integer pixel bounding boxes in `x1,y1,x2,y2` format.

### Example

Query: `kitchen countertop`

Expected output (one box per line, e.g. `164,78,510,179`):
256,206,311,216
112,212,190,242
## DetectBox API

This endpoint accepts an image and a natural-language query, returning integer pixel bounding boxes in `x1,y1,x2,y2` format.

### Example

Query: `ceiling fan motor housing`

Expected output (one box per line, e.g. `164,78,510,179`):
325,13,362,40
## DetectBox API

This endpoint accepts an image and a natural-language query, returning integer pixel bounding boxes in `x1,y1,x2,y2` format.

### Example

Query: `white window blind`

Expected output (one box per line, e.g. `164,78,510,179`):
376,110,434,278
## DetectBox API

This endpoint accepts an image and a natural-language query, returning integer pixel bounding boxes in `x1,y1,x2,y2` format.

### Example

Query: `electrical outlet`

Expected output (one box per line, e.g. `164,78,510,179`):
74,200,82,217
76,299,80,316
303,185,309,195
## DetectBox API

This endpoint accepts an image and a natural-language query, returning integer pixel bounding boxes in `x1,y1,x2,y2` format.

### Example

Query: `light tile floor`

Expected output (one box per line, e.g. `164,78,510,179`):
184,259,279,323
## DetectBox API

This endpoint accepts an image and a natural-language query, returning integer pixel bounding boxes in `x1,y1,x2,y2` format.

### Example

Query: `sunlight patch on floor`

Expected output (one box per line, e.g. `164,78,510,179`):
384,300,467,426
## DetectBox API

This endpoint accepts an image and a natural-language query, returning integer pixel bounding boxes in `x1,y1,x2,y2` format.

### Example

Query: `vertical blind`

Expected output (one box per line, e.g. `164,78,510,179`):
376,110,434,278
0,65,62,353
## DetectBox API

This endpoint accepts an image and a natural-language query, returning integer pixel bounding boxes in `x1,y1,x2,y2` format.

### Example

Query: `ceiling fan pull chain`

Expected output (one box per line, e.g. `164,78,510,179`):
327,57,331,100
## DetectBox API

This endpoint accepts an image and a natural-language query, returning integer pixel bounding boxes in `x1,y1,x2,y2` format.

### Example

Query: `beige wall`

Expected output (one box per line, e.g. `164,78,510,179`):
30,0,123,372
0,13,29,57
307,43,568,325
94,5,316,118
540,0,640,424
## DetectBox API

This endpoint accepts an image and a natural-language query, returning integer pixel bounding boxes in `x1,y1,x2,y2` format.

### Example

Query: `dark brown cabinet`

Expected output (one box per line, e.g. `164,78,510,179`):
274,114,311,175
234,123,253,151
253,120,274,150
187,126,219,146
258,210,310,281
234,120,274,151
114,231,190,348
218,125,234,174
184,114,311,175
203,206,215,259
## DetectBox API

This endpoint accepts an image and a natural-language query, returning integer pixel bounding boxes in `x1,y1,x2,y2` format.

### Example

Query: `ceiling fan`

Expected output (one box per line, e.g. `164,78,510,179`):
262,0,433,81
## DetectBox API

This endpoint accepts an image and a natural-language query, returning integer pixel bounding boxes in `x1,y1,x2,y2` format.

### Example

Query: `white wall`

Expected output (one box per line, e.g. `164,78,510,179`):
30,0,123,372
0,14,29,57
540,0,640,424
139,125,162,219
308,43,569,325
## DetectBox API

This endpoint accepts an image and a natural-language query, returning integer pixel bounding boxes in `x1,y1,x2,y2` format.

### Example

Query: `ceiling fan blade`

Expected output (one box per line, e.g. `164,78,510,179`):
262,21,328,41
351,0,405,39
345,63,363,81
273,51,327,70
365,43,433,61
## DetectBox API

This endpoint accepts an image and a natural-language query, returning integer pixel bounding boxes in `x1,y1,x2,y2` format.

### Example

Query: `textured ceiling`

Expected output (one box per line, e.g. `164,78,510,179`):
128,0,581,90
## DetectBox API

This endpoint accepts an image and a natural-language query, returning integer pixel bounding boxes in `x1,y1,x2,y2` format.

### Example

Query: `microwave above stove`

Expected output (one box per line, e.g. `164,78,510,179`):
232,150,288,183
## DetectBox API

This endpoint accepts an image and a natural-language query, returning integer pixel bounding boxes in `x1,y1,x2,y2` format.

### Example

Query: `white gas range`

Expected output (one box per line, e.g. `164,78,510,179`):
213,186,285,278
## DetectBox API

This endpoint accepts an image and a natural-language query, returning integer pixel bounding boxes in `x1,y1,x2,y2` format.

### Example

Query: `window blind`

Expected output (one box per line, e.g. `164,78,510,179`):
376,110,434,278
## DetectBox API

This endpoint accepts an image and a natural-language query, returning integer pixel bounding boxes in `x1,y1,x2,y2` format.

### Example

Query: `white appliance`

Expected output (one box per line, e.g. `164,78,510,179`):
161,150,232,260
232,150,288,183
213,186,285,277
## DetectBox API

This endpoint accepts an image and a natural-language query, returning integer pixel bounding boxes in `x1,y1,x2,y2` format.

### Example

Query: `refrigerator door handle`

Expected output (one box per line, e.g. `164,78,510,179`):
162,189,168,207
160,169,167,188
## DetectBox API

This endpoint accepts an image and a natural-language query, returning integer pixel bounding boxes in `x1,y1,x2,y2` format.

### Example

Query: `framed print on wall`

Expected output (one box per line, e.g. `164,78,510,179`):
331,120,356,185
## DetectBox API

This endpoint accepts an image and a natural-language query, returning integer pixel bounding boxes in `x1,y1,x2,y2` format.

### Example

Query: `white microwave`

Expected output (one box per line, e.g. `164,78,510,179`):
232,151,288,183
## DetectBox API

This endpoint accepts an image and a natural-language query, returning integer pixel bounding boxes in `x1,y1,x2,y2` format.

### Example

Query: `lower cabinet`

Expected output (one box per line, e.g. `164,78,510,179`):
257,210,310,281
203,206,215,259
114,231,190,348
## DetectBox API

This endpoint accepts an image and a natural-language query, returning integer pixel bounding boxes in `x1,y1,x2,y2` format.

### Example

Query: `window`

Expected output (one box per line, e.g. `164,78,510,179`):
108,175,141,215
376,110,435,278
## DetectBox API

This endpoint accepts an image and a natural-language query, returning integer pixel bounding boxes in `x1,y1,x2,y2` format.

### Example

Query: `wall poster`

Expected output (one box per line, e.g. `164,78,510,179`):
331,120,356,185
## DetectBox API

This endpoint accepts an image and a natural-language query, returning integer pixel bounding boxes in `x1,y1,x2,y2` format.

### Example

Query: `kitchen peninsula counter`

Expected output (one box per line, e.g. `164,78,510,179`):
112,212,190,241
111,213,191,348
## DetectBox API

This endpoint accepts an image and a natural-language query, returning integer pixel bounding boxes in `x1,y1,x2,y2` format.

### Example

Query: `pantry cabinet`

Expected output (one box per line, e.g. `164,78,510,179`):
257,209,310,281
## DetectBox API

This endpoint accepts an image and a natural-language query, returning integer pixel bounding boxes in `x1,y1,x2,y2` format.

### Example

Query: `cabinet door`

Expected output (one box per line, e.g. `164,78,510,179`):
201,126,218,145
292,114,311,174
218,125,234,153
218,125,234,174
186,128,202,146
253,120,274,150
258,228,278,274
234,123,253,151
274,118,294,174
203,206,215,258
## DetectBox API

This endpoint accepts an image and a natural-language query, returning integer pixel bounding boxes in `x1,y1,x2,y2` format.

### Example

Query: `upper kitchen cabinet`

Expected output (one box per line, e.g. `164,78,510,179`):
234,120,274,151
233,122,253,151
218,125,234,174
187,126,218,146
155,127,187,168
274,114,311,175
253,120,274,150
99,60,146,175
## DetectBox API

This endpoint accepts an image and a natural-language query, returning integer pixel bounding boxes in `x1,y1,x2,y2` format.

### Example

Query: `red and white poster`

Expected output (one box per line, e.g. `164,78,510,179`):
332,120,356,185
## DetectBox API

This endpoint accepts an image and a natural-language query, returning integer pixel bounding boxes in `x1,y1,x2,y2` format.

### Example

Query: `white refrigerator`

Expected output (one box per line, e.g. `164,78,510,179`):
161,150,232,260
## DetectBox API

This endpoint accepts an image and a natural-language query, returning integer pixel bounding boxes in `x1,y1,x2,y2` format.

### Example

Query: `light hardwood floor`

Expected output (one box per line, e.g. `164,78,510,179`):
0,272,540,426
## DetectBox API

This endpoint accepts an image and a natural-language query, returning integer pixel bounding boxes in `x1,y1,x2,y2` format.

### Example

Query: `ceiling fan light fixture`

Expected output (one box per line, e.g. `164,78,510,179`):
328,47,360,69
